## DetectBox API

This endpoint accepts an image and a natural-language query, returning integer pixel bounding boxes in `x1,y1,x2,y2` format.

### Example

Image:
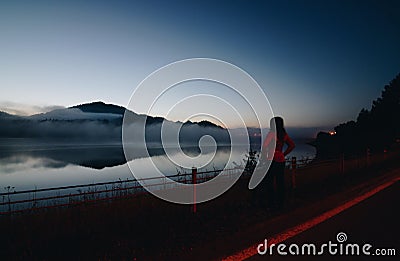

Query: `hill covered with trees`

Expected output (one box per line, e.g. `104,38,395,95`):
315,73,400,158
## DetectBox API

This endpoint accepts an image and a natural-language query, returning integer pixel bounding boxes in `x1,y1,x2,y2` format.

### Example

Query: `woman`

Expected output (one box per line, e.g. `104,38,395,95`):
262,116,295,209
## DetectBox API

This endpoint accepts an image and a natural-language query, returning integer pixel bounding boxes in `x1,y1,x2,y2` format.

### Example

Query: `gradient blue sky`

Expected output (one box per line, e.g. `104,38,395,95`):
1,0,399,128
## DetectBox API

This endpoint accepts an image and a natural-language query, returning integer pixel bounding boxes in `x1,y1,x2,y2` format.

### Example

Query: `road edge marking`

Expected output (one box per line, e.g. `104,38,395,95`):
222,176,400,261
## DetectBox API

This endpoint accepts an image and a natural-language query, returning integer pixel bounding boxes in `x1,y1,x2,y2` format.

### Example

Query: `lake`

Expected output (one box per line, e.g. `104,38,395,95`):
0,138,315,192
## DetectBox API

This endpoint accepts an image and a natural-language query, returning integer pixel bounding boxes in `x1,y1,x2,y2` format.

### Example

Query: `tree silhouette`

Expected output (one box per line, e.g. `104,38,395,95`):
316,73,400,157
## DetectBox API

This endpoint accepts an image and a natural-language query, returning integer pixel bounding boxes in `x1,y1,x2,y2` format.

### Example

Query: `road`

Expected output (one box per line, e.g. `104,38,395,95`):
248,181,399,260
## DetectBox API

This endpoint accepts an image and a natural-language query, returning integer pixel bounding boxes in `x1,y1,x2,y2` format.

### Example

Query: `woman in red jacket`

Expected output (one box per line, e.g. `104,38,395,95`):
262,116,295,209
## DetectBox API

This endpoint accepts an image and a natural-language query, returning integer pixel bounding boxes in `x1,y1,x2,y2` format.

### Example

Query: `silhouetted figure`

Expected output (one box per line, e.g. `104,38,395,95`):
262,117,295,209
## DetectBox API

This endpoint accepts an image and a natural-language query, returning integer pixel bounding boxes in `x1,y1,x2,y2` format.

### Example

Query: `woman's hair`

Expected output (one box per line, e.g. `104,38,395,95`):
270,116,286,141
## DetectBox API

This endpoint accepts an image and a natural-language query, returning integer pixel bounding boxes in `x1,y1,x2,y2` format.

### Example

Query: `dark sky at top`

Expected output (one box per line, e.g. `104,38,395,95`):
0,0,399,128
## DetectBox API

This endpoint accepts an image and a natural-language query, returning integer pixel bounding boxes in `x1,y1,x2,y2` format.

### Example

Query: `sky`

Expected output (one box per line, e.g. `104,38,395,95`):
0,0,399,128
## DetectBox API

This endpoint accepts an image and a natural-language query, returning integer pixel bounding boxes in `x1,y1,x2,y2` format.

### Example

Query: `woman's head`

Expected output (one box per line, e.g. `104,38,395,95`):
270,116,286,140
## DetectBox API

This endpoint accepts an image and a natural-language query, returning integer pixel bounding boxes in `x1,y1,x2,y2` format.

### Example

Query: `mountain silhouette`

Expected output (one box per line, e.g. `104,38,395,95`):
0,101,229,143
71,101,127,115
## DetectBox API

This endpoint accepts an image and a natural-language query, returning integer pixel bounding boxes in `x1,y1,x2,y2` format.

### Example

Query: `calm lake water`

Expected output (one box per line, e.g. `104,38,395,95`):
0,138,315,192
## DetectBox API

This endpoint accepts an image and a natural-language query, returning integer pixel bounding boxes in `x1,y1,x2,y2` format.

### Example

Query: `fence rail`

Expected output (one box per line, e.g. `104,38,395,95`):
1,167,244,215
1,148,398,215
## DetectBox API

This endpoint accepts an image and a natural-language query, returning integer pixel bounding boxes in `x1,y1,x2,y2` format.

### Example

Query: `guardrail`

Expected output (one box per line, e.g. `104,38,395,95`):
1,148,397,215
0,167,244,215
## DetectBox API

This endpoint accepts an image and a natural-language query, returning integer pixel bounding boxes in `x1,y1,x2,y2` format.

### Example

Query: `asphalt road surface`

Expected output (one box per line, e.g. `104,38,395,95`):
248,181,399,260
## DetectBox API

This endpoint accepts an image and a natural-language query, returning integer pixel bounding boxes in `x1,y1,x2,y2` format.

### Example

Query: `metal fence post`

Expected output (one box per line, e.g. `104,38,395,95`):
192,167,197,213
291,157,297,190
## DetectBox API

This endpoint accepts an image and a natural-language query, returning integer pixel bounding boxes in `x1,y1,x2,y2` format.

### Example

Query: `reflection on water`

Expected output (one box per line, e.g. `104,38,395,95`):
0,138,315,191
0,139,246,191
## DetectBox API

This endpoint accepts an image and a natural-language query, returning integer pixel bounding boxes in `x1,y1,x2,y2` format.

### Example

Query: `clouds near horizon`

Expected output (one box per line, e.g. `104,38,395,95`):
0,101,65,116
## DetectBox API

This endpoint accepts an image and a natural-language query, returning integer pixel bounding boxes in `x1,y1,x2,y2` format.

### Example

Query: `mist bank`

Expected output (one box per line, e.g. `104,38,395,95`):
0,102,231,145
0,102,322,145
0,118,231,144
0,118,319,144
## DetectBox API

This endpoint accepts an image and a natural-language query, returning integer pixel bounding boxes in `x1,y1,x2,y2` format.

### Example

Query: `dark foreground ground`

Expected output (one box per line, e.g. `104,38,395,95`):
0,152,399,261
248,180,399,261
